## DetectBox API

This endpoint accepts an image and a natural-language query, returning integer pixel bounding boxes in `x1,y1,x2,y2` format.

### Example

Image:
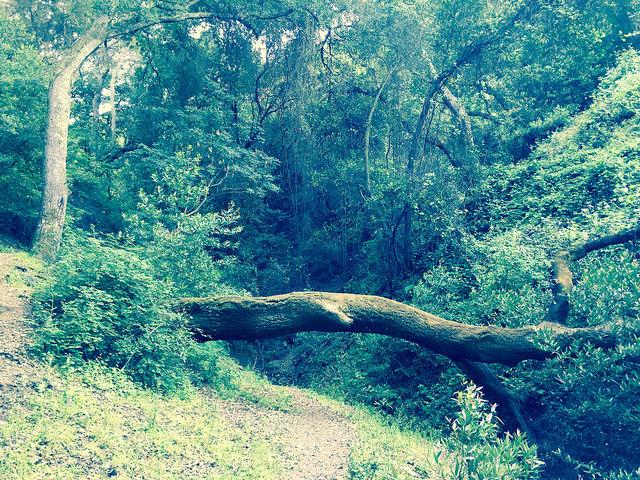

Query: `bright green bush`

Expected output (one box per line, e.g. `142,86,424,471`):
32,234,196,391
438,385,542,480
485,49,640,233
412,229,552,328
506,251,640,476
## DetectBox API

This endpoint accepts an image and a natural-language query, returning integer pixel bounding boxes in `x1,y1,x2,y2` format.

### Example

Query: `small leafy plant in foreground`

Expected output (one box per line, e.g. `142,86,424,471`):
436,385,543,480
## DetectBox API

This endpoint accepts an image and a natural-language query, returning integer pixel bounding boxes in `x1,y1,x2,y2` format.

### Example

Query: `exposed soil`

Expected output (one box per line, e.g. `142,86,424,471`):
0,252,357,479
0,253,39,414
215,388,356,479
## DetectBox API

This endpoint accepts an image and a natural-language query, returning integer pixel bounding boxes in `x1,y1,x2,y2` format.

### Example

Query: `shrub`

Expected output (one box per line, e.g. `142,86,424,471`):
507,251,640,475
32,234,195,391
438,385,543,480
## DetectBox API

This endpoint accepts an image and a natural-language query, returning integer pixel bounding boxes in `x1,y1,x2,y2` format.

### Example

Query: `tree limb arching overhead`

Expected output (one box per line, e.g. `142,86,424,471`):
179,292,615,367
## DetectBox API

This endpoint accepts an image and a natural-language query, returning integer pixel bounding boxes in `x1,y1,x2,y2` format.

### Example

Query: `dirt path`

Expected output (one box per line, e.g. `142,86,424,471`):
0,252,357,478
0,253,38,401
215,388,356,479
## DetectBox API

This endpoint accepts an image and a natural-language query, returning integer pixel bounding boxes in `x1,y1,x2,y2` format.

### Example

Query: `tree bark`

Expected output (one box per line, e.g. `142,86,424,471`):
179,292,615,366
32,17,111,261
364,69,394,194
544,251,574,324
571,224,640,262
545,224,640,324
427,59,474,148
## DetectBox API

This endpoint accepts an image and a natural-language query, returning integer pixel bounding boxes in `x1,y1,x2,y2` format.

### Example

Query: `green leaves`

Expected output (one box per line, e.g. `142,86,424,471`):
439,384,542,480
31,234,195,391
486,49,640,232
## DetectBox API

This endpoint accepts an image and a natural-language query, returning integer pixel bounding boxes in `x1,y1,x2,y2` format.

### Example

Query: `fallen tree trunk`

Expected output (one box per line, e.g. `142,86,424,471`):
179,292,615,366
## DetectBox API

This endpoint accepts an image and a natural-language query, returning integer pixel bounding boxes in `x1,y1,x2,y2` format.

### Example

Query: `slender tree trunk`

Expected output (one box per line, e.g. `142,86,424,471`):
364,69,394,194
403,88,435,269
109,70,117,143
32,18,110,261
32,71,74,261
427,59,474,148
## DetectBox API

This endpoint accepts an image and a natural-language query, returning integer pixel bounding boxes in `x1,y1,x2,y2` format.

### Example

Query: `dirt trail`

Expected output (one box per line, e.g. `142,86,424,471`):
0,253,38,401
215,388,356,479
0,252,357,479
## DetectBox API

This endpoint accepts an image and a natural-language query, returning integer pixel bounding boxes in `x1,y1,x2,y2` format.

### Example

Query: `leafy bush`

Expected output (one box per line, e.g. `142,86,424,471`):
506,251,640,476
32,234,196,391
412,229,552,328
123,150,245,297
484,49,640,232
437,385,542,480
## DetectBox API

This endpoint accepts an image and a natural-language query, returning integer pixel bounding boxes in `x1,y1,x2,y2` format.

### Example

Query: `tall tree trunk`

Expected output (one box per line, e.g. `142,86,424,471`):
32,18,110,261
364,69,394,194
403,87,436,269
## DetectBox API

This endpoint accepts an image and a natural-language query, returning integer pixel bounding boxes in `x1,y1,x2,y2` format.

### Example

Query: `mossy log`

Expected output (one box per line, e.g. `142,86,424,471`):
179,292,615,366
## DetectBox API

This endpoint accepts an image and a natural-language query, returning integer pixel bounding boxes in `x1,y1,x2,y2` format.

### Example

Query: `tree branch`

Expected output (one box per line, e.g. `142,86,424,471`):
571,224,640,262
179,292,615,366
546,224,640,323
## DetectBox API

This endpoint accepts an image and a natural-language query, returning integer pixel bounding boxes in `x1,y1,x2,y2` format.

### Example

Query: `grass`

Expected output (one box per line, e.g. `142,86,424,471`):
0,365,283,479
308,393,453,479
0,249,44,289
0,364,452,480
347,410,452,480
209,351,296,413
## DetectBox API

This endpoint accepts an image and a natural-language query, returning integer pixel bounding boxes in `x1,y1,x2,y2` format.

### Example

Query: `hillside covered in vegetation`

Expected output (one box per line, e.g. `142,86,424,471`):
1,0,639,478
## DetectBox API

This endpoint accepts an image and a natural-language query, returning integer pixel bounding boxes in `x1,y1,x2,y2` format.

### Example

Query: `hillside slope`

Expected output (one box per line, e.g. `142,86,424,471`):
0,249,446,479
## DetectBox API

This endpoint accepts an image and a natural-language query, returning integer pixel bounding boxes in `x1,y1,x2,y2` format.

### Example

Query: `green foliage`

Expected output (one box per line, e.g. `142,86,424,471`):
229,331,463,433
0,16,47,242
347,407,447,479
31,234,196,391
413,230,551,328
486,49,640,232
506,252,640,475
4,0,640,477
127,191,243,297
439,385,542,480
348,385,543,480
